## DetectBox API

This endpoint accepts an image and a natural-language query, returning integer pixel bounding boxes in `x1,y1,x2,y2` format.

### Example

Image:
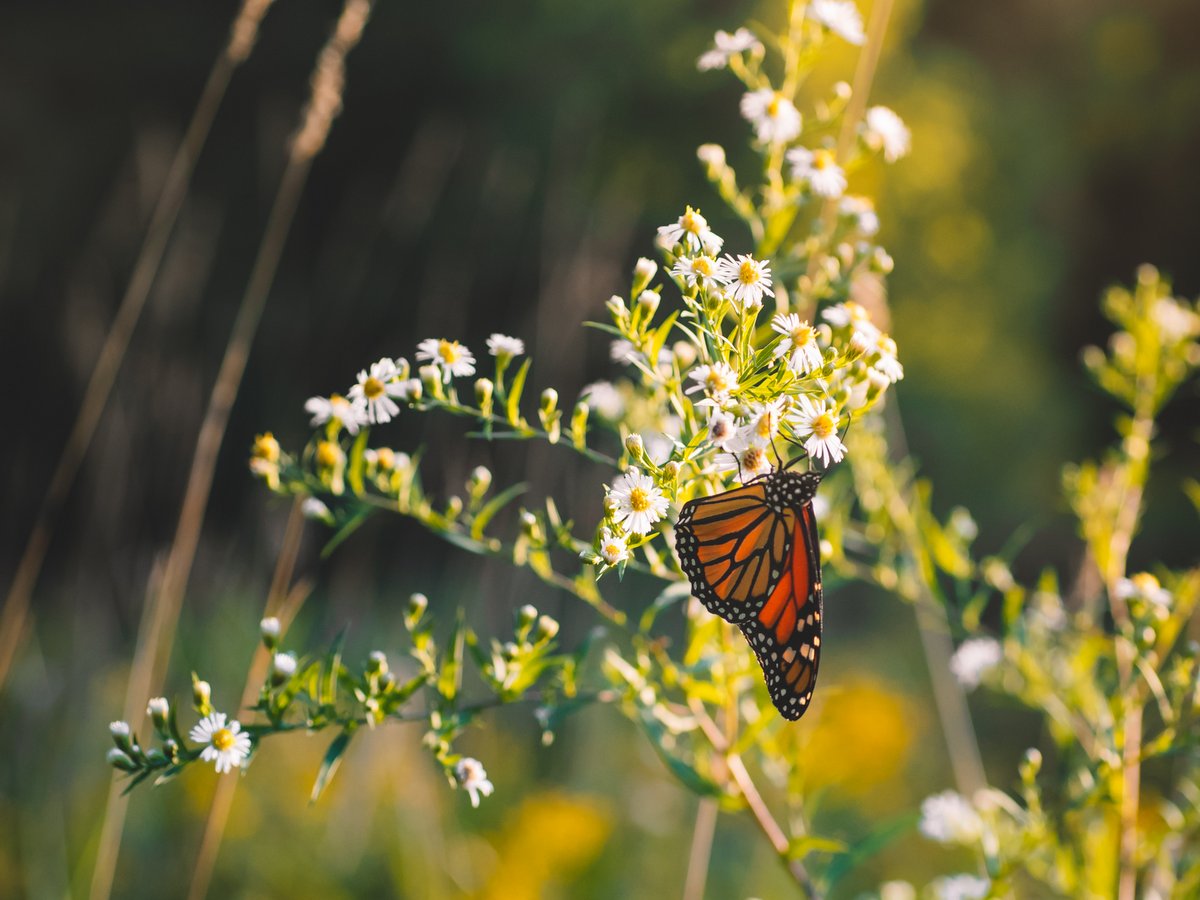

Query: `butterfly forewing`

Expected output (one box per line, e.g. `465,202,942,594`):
676,481,795,625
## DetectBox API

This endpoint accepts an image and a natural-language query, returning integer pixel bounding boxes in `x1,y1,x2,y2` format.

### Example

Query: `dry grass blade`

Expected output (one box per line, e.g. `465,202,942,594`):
88,3,375,898
0,0,279,696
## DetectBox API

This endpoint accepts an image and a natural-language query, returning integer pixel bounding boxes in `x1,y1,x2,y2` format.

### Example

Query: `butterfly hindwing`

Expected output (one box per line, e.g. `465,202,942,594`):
738,501,823,720
676,481,795,625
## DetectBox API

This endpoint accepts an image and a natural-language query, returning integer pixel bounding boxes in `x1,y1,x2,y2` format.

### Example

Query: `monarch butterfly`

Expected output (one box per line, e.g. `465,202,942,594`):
675,466,824,720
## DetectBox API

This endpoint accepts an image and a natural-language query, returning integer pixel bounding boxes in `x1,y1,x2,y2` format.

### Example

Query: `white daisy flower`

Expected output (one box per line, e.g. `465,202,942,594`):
304,393,368,435
740,89,803,144
189,712,252,774
787,147,847,199
790,396,846,466
948,637,1002,690
809,0,866,45
719,444,774,484
839,195,879,236
657,206,724,254
931,875,990,900
608,468,669,536
686,362,739,398
919,791,985,844
486,333,525,358
697,27,763,71
873,334,904,382
415,338,477,381
455,757,495,808
348,358,404,424
863,106,911,162
1115,573,1172,611
717,254,774,309
581,381,624,420
822,300,881,341
771,313,824,373
706,409,739,451
671,254,723,292
733,399,786,450
598,528,630,566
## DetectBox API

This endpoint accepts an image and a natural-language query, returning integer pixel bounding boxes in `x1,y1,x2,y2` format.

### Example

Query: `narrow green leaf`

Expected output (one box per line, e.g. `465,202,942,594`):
506,358,532,426
438,611,466,702
787,834,848,861
470,482,528,541
347,428,369,496
310,729,353,803
320,506,372,559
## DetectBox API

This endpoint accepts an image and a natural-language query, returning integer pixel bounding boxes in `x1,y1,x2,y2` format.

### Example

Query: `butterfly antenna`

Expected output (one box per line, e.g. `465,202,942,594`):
770,439,785,470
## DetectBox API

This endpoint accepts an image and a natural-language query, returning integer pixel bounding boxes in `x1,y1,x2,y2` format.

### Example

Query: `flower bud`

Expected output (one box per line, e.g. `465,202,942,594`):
315,440,342,469
394,357,411,380
147,697,170,732
696,143,726,169
662,460,680,482
419,364,443,399
535,615,560,642
475,377,494,410
468,465,492,498
367,650,389,678
252,432,281,464
570,401,590,448
405,593,429,630
110,720,134,754
192,676,212,715
517,604,538,630
107,748,138,772
632,257,657,294
271,652,297,686
260,616,282,649
624,433,645,459
162,738,180,762
606,294,629,323
540,388,558,416
871,247,894,274
672,341,698,368
636,290,660,318
834,80,852,101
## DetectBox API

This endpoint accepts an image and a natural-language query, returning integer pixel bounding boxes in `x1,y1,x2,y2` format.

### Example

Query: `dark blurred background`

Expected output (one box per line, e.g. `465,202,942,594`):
1,0,1198,896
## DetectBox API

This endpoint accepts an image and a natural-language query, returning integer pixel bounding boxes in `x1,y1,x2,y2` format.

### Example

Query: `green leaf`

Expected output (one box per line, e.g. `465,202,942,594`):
321,629,347,707
320,506,372,559
310,728,354,803
639,581,692,632
438,611,467,702
506,358,532,426
470,482,528,541
347,428,369,496
787,834,848,861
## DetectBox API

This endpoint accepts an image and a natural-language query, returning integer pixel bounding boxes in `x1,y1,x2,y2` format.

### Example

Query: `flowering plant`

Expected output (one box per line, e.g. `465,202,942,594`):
106,1,1200,896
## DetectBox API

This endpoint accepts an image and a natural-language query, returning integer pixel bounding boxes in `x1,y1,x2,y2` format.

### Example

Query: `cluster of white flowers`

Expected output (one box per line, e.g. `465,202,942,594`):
919,790,985,844
608,468,671,536
930,874,990,900
948,637,1003,690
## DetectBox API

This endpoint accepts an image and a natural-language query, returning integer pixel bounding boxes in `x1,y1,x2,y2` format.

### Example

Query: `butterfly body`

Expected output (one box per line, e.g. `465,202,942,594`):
676,468,824,720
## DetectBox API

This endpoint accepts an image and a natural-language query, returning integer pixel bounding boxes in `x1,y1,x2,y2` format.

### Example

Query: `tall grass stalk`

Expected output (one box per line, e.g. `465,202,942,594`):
88,4,374,897
0,0,278,695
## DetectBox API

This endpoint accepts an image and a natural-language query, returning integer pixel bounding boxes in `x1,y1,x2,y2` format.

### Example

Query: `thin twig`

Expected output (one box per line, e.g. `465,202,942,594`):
0,0,277,696
683,799,719,900
187,499,309,900
89,5,373,898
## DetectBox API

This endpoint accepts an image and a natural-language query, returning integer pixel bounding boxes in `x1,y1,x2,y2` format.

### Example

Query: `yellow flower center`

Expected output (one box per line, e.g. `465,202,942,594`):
743,446,766,469
705,370,728,391
628,487,651,513
603,541,622,558
738,259,760,285
376,447,396,470
1131,572,1161,594
693,256,715,276
756,413,774,439
316,441,340,468
792,325,814,346
438,340,462,364
767,95,782,117
363,377,385,400
812,413,836,439
212,728,235,752
253,432,280,463
813,149,834,170
681,209,703,234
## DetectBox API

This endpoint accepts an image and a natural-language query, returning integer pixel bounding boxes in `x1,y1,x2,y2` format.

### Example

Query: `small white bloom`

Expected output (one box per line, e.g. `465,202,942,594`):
863,106,911,162
348,358,404,424
301,497,331,521
719,444,774,484
948,637,1002,690
717,254,774,309
598,528,630,566
919,791,985,844
486,333,525,358
455,757,495,808
787,147,847,199
771,313,824,374
1115,573,1172,611
415,338,477,381
931,874,990,900
189,712,252,774
740,89,802,144
822,300,881,341
147,697,169,719
790,396,846,466
1151,297,1200,343
634,256,657,283
686,362,739,398
873,334,904,383
657,206,723,254
305,393,368,434
110,720,131,738
697,27,762,71
839,195,880,236
272,652,298,680
260,616,281,641
809,0,866,45
671,254,723,292
581,381,624,420
608,468,669,536
706,409,739,451
610,339,641,364
733,399,787,450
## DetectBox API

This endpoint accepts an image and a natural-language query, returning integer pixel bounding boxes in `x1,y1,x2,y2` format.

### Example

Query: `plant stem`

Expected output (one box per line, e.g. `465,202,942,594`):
683,799,718,900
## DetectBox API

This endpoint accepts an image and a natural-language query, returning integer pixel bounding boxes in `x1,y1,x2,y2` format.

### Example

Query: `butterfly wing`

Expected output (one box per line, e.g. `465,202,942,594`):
676,481,795,625
738,501,823,720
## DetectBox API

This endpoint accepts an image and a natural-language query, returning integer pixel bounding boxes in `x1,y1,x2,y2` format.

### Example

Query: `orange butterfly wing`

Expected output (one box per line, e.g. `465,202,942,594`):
738,501,823,720
676,482,795,625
